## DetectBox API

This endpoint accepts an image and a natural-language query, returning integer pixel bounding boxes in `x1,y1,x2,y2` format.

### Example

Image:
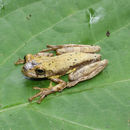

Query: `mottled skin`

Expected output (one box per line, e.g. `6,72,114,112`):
15,44,108,103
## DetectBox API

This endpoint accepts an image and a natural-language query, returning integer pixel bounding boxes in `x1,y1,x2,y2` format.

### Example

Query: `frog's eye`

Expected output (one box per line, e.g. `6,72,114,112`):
35,69,45,75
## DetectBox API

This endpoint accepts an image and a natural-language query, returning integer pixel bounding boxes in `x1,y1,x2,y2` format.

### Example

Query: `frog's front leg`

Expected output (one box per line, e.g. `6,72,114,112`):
15,58,25,65
67,60,108,87
28,77,66,104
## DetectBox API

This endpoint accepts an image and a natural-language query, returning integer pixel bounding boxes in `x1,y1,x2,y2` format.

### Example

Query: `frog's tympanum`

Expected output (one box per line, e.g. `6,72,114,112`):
15,44,108,103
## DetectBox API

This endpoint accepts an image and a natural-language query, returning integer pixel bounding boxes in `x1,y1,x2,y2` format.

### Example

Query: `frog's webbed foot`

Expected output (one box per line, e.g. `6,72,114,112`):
28,87,53,104
29,78,66,104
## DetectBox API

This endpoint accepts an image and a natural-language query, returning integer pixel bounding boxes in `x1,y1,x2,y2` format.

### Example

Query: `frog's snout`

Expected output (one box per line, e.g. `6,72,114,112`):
22,62,36,77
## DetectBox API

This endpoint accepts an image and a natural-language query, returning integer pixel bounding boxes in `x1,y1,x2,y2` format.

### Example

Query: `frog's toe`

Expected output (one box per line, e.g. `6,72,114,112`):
37,94,46,104
28,91,43,102
33,87,41,90
28,87,53,103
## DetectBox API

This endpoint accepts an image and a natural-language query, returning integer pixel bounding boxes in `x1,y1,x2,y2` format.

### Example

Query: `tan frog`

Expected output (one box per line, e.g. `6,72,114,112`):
15,44,108,103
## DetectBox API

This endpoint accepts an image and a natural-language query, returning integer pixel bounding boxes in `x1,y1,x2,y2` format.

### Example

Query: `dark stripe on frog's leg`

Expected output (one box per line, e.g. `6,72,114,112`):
67,60,108,88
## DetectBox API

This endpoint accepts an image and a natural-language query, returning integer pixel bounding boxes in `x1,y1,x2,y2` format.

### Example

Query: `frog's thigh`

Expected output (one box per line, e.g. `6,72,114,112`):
67,60,108,87
56,46,100,55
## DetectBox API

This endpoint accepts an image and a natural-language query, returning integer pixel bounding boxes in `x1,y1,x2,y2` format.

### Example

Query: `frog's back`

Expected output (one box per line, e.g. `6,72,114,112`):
41,52,100,75
55,52,93,66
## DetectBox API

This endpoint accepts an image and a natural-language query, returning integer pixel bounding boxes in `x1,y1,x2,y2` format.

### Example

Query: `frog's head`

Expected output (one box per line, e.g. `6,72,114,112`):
22,54,52,78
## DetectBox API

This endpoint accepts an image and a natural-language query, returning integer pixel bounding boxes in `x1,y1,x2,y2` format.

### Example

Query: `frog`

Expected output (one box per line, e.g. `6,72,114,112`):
15,44,108,103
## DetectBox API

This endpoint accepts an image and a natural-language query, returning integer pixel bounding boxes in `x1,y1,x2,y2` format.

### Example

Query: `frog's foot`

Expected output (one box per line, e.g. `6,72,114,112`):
28,87,53,104
29,79,66,104
15,58,25,65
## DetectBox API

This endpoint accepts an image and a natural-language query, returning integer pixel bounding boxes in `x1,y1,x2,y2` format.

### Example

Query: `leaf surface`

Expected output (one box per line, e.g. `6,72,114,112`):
0,0,130,129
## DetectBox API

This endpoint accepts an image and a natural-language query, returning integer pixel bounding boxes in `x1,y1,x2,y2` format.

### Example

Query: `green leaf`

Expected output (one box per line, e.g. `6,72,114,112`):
0,0,130,129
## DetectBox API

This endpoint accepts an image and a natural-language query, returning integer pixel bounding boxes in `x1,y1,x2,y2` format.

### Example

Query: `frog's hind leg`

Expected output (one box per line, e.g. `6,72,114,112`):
40,44,100,54
28,77,66,104
46,44,100,55
34,52,54,57
67,59,108,87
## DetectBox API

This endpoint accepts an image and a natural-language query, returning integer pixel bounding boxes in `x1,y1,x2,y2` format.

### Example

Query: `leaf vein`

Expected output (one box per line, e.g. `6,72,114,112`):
32,109,100,130
104,89,127,106
0,78,130,113
0,0,42,19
